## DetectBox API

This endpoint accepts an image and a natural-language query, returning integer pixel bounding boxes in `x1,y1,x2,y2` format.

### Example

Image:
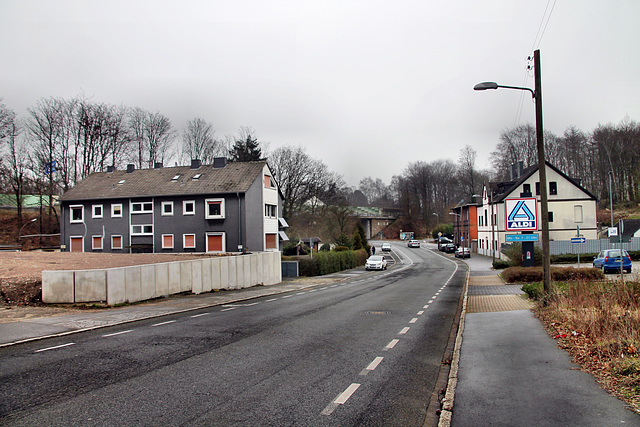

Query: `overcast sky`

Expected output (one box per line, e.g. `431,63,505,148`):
1,0,638,187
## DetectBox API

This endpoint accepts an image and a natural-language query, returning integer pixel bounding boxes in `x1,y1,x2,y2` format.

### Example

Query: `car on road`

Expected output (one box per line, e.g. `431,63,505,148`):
407,239,421,248
443,243,456,253
454,247,470,258
593,249,632,273
381,243,392,252
365,255,387,270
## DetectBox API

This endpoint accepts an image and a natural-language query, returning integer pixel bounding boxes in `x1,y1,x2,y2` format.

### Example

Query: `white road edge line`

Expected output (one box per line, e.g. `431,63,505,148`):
409,318,418,324
366,356,384,371
190,313,209,318
35,342,75,353
102,330,133,337
152,320,176,327
221,307,237,311
417,310,424,315
385,339,399,350
335,383,361,404
265,298,278,302
399,327,410,335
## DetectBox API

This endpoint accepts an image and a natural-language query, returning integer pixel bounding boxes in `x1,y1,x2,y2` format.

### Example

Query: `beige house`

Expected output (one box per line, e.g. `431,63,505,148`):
475,162,597,259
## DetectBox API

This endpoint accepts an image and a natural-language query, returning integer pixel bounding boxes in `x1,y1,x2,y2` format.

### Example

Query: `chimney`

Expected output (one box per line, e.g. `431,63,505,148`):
107,165,115,173
154,162,163,169
213,157,227,169
190,159,202,169
127,164,135,173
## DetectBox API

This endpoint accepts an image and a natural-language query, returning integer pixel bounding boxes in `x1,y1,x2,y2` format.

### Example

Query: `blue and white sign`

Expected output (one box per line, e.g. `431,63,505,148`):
505,198,538,231
506,234,539,242
571,237,586,244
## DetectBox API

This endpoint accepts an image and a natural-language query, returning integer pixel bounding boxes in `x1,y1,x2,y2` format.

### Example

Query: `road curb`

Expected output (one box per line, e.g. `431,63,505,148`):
438,267,470,426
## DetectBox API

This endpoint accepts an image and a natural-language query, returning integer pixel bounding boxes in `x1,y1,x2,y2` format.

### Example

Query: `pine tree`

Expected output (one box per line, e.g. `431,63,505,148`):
228,134,262,162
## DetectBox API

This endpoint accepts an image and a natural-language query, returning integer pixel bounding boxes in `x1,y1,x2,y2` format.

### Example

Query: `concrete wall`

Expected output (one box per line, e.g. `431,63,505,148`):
42,252,282,305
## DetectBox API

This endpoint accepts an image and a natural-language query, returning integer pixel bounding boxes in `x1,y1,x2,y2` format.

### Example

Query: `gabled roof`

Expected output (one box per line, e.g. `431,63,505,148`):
618,218,640,240
61,161,268,201
489,161,597,203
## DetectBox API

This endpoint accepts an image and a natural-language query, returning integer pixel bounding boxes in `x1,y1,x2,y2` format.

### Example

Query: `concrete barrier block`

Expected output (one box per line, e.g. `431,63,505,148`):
106,268,126,305
250,254,259,286
201,258,212,293
180,261,193,292
42,270,75,303
124,266,142,303
168,262,181,295
210,257,221,290
236,256,246,289
227,256,236,289
75,270,107,302
140,265,156,300
257,254,264,285
192,260,203,294
155,263,169,297
218,257,229,289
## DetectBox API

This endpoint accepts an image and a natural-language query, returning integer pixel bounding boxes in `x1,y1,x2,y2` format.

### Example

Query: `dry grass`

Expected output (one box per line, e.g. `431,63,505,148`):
535,280,640,412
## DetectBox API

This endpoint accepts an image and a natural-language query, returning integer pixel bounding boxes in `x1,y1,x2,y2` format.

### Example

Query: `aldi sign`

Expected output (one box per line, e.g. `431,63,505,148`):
505,198,538,231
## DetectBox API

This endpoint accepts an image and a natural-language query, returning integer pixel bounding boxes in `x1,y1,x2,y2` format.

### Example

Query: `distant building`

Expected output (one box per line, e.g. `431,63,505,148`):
59,159,289,253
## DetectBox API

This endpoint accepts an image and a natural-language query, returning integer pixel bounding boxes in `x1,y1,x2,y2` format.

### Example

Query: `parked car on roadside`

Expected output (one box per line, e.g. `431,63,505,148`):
593,249,632,273
443,243,456,253
381,243,392,252
407,239,420,248
455,247,471,258
365,255,388,270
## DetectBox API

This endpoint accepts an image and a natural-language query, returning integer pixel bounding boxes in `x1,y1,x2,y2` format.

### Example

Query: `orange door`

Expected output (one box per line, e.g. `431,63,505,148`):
207,234,223,252
70,237,83,252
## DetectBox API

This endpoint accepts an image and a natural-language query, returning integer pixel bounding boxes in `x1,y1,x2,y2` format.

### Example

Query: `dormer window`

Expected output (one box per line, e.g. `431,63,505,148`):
192,173,202,180
171,174,181,182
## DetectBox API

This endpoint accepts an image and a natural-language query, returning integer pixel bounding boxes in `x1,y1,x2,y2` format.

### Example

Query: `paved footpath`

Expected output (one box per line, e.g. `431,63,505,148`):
444,255,640,427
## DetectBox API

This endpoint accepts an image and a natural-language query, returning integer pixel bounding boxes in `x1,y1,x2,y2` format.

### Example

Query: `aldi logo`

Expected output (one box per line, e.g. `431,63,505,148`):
505,198,538,231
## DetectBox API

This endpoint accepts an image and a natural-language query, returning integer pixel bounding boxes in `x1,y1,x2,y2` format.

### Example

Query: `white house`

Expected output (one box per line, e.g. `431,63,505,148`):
476,161,597,260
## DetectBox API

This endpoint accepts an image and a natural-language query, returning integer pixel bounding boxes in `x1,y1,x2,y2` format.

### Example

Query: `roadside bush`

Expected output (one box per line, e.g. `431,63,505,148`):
298,249,368,277
522,283,544,300
501,266,604,283
334,245,349,252
502,242,543,267
493,259,510,269
320,243,331,252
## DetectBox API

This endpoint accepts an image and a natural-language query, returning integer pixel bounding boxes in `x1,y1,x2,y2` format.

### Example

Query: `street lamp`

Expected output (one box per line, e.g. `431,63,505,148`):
474,49,551,294
18,218,38,244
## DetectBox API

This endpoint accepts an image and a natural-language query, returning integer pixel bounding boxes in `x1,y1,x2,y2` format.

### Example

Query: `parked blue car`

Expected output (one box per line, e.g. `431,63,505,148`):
593,249,632,273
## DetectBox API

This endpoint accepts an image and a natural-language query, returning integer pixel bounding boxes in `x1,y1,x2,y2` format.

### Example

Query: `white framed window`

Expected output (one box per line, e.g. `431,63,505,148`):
205,198,225,219
131,202,153,213
92,236,103,250
111,235,123,250
162,234,174,249
131,224,153,235
111,204,123,218
183,200,195,216
183,234,196,249
92,204,103,219
264,204,277,218
70,205,83,223
162,201,174,216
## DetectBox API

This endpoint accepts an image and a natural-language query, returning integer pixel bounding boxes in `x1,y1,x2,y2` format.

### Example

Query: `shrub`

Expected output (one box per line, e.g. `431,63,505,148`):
334,245,349,252
320,243,331,252
493,259,510,269
298,249,368,277
502,242,543,267
522,282,543,299
501,266,604,283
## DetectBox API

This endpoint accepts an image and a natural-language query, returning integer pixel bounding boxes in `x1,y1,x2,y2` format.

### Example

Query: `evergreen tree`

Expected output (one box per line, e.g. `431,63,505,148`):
354,221,370,255
228,132,262,162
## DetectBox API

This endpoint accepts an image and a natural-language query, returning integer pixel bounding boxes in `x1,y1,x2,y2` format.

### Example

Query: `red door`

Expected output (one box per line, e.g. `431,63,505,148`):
207,234,223,252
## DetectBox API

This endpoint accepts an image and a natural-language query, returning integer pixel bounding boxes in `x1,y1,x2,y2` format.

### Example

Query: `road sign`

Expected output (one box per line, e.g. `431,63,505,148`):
505,198,538,231
608,227,618,237
571,237,586,244
506,234,539,242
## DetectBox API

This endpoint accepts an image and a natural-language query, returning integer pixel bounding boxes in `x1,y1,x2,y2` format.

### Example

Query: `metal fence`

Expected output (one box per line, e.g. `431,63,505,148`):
544,237,640,256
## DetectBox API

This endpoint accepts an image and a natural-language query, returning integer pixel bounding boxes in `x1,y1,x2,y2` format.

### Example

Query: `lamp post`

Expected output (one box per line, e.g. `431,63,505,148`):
474,49,551,294
18,218,38,244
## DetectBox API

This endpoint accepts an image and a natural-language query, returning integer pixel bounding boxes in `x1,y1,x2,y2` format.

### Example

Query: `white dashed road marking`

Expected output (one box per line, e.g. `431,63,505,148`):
102,330,133,337
409,318,418,324
385,339,399,350
152,320,176,327
35,342,75,353
399,327,410,335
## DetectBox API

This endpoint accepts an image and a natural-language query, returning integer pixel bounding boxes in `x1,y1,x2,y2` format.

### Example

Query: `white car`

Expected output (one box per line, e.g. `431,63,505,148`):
381,243,392,252
407,239,420,248
455,247,471,258
365,255,387,270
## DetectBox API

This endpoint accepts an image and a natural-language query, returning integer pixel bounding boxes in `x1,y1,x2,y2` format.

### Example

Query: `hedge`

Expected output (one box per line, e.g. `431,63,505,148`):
296,249,368,277
501,266,604,283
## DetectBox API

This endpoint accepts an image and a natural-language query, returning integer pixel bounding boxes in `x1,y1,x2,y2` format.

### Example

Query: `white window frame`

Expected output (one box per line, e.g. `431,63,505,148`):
162,201,174,216
183,200,195,216
70,205,84,223
183,233,196,249
162,234,174,249
111,235,123,250
131,224,153,235
264,204,277,218
92,235,103,250
574,205,583,223
92,204,103,219
131,201,153,214
111,204,123,218
205,232,226,252
205,198,225,219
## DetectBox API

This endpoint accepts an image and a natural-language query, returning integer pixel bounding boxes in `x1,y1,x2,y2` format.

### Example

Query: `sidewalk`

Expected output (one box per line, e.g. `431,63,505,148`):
0,276,342,348
443,254,640,426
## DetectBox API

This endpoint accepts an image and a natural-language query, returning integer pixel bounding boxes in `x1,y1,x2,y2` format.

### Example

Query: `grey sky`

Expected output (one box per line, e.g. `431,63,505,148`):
1,0,638,186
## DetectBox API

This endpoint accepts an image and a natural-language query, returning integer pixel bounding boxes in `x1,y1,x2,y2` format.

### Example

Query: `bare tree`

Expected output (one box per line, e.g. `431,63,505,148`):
181,118,223,163
457,145,478,198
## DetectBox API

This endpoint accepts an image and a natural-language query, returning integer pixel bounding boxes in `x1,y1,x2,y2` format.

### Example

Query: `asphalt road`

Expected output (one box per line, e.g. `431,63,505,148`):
0,243,466,426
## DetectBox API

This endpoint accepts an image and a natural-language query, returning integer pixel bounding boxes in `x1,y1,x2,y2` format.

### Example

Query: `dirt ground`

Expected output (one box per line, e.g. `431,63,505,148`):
0,251,222,306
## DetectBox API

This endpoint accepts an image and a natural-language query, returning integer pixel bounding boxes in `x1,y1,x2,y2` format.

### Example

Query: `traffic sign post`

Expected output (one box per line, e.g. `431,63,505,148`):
573,226,585,268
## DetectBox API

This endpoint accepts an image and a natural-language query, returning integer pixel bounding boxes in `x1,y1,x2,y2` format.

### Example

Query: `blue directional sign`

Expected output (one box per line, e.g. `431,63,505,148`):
506,234,539,242
505,198,538,231
571,237,586,244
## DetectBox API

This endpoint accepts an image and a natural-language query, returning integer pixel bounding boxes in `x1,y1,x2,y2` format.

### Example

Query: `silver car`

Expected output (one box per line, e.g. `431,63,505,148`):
366,255,387,270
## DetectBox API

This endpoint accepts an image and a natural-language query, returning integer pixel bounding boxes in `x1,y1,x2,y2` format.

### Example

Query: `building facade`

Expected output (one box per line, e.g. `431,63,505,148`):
59,159,288,253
